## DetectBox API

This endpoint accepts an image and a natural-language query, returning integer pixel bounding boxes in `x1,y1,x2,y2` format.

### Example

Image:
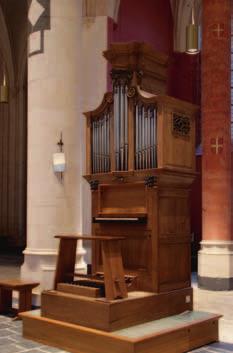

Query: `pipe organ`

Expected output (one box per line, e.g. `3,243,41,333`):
84,51,197,292
30,43,220,353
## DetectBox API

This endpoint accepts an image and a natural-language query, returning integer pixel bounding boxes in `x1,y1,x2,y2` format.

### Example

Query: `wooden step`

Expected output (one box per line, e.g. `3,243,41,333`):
20,310,221,353
57,283,101,298
41,288,193,331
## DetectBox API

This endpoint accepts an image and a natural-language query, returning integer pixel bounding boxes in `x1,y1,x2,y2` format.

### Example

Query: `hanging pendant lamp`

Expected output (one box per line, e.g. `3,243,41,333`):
186,4,200,54
0,71,8,103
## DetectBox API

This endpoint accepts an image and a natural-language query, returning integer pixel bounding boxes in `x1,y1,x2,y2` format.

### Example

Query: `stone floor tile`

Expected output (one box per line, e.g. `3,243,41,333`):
0,329,15,337
0,343,26,353
0,337,17,346
40,346,67,353
7,332,21,341
11,321,23,328
7,326,22,334
40,346,68,352
0,323,11,329
209,342,233,352
11,337,42,349
23,348,45,353
0,317,12,324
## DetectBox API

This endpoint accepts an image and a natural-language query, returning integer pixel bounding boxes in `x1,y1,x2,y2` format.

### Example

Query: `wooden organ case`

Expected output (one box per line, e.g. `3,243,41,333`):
85,43,196,297
21,43,220,353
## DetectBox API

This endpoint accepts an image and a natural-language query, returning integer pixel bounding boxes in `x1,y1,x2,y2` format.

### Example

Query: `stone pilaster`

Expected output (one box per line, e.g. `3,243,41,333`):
198,0,232,290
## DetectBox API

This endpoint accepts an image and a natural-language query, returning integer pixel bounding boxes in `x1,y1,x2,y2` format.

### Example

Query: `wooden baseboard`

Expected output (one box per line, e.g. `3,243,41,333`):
21,310,221,353
41,287,193,331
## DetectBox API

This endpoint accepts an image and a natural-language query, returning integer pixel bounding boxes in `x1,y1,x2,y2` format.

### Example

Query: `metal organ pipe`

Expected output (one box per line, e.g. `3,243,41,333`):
138,105,142,170
135,105,139,170
152,108,157,168
147,109,150,168
114,85,120,171
124,86,128,171
150,109,153,168
113,82,128,171
106,113,109,171
134,104,157,170
120,85,124,171
141,108,144,170
104,116,106,172
91,121,94,173
91,112,111,174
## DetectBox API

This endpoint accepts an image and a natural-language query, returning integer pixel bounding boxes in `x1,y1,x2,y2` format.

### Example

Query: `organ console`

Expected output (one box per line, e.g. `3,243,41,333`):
29,42,220,352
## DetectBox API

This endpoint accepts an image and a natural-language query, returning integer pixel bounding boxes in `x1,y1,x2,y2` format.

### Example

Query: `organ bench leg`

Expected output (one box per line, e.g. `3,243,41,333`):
18,289,32,313
54,238,78,289
0,288,12,313
101,240,127,300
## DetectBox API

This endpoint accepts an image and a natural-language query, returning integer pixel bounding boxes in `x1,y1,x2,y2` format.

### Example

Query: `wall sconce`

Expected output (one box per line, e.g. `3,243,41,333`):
0,71,8,103
186,4,200,55
53,133,66,179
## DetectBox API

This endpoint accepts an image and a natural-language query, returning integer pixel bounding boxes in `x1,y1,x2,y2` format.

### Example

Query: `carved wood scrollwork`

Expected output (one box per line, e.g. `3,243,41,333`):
144,176,157,187
89,180,99,190
111,69,133,88
127,87,136,98
105,92,113,104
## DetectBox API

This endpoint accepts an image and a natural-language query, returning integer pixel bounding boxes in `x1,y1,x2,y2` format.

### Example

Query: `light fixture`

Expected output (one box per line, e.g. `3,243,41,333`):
0,70,8,103
186,3,200,55
53,132,66,181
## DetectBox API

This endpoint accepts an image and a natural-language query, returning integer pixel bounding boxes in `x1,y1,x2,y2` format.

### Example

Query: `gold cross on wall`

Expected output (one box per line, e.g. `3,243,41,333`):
210,137,223,154
212,24,225,38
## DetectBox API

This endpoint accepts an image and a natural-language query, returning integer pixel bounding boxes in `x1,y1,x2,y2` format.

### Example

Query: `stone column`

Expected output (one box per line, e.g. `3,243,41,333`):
21,0,86,299
198,0,233,290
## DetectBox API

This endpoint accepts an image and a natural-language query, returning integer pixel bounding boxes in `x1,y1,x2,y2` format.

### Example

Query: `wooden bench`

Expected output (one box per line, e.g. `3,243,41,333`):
0,279,39,317
54,235,127,300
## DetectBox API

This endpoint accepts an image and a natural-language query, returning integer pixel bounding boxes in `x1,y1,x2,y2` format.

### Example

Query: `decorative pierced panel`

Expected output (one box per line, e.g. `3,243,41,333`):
91,113,111,174
172,114,191,137
135,104,157,170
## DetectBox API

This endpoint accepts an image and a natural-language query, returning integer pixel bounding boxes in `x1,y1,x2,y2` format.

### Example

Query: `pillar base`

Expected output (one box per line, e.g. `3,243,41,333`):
198,241,233,291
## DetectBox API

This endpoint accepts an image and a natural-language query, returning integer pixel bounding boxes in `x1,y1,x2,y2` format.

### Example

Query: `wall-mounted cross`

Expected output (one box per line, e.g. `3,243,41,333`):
212,23,225,38
210,137,223,154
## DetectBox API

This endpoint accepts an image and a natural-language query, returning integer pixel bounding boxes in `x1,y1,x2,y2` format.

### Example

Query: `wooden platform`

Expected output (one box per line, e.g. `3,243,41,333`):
41,287,193,331
20,310,221,353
